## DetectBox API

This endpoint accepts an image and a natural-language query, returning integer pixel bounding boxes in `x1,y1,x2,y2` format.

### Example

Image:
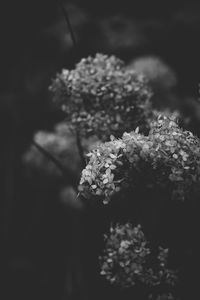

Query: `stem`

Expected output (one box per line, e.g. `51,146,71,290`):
32,140,79,189
58,0,77,48
76,131,86,168
57,2,85,167
56,5,85,300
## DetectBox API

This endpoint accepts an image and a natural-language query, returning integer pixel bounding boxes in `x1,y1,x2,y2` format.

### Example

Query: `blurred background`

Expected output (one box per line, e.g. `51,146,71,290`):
1,0,200,299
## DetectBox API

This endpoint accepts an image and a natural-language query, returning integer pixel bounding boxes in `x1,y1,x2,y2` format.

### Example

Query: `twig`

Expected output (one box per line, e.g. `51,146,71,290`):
32,140,79,188
58,1,86,169
58,0,77,48
56,4,86,300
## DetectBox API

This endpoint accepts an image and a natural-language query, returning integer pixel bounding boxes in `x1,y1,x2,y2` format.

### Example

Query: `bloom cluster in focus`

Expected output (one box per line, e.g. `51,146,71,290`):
49,53,153,141
79,113,200,204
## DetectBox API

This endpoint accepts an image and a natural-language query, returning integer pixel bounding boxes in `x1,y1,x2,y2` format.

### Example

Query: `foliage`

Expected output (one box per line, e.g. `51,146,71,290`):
79,113,200,204
49,53,153,141
99,222,177,289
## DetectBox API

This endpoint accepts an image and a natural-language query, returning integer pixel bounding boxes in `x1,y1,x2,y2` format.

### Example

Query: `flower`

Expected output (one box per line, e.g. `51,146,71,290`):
79,113,200,204
99,222,177,288
49,53,153,141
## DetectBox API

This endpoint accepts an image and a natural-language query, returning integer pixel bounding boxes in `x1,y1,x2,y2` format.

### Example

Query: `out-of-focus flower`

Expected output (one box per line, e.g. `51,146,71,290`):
49,53,153,141
23,122,81,177
24,120,102,177
98,16,148,54
127,56,178,110
127,56,177,92
99,222,177,288
79,113,200,204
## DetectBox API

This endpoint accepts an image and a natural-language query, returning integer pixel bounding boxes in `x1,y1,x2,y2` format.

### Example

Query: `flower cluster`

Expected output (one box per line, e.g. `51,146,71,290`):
99,223,177,288
79,113,200,204
149,113,200,200
49,53,153,141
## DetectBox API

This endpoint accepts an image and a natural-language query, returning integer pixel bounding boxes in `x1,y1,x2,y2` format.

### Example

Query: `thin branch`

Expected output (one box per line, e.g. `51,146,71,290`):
32,140,65,173
58,1,86,169
58,0,77,48
56,6,86,300
32,140,79,188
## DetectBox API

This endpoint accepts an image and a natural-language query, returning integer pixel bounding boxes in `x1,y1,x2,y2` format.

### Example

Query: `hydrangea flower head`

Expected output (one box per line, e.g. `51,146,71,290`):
100,222,177,288
49,53,153,141
79,113,200,204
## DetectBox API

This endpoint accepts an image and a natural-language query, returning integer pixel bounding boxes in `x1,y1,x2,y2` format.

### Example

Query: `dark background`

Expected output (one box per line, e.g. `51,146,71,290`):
0,1,200,299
